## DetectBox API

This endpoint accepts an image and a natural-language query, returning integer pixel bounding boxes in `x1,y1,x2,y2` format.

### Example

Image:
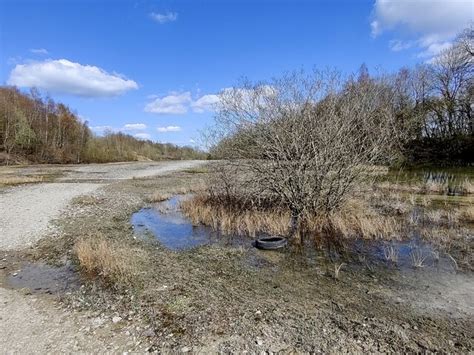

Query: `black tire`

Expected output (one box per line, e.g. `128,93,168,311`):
255,236,287,250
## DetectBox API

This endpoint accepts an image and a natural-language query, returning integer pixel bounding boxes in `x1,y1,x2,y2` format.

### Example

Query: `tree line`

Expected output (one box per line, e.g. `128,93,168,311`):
0,87,206,164
212,27,473,166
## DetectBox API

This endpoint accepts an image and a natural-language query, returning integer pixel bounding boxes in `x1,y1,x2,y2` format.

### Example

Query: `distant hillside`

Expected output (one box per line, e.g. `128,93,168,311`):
0,87,206,164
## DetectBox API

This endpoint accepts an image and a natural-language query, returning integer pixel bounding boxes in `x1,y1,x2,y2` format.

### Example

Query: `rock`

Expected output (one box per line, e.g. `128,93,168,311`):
181,346,191,353
142,329,155,337
112,316,122,323
256,338,263,346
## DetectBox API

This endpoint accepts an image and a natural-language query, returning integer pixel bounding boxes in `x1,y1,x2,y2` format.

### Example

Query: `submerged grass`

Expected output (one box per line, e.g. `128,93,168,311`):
181,194,291,237
376,177,474,196
181,193,401,242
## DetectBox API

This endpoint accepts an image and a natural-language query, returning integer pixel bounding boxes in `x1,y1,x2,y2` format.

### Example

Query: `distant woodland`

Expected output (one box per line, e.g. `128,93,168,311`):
211,28,473,166
0,87,206,165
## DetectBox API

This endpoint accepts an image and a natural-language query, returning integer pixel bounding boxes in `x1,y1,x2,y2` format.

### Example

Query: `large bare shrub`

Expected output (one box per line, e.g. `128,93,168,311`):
209,70,396,234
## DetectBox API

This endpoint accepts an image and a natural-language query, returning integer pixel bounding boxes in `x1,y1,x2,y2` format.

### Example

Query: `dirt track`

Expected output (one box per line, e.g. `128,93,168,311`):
0,161,204,250
0,161,205,353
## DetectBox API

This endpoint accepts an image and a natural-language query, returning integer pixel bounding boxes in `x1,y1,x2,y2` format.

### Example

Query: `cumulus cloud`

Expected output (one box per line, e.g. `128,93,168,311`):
134,133,152,140
144,92,192,114
150,12,178,24
7,59,138,97
388,39,414,52
370,0,472,57
191,94,220,113
157,126,181,132
145,87,277,115
30,48,49,55
123,123,147,131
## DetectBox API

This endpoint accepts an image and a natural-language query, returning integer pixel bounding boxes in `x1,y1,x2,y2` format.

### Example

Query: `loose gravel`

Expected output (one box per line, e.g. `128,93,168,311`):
0,161,205,250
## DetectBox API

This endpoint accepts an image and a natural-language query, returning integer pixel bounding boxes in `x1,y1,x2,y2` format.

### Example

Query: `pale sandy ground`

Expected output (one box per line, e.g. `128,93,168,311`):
0,160,205,353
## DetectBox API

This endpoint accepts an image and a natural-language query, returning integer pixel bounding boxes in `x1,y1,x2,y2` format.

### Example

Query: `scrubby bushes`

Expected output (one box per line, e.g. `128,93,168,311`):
207,70,396,238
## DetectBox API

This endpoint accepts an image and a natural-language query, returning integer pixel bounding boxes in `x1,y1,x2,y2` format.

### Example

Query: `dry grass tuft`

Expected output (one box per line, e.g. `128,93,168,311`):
376,178,474,196
458,204,474,223
334,262,345,280
147,182,206,203
74,234,149,287
328,205,399,240
460,179,474,194
182,194,400,241
424,209,460,227
0,175,44,186
382,244,399,264
148,191,174,203
71,195,102,206
410,246,428,268
181,194,290,237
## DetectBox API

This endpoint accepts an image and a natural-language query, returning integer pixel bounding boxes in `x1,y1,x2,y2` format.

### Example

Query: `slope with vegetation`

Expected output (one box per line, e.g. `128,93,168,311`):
0,88,205,165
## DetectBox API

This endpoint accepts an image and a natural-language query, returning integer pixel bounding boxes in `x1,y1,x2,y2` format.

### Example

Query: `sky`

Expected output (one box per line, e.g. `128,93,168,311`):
0,0,472,146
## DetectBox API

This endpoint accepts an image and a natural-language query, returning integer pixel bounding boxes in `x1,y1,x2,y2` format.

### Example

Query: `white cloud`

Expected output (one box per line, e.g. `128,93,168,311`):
157,126,181,132
191,94,220,113
145,92,191,115
123,123,147,131
388,39,414,52
371,0,472,57
30,48,49,55
150,12,178,24
7,59,138,97
417,39,453,58
134,133,152,140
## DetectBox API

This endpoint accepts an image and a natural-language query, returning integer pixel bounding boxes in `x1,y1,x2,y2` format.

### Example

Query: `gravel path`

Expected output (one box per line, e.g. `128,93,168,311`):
0,161,204,250
0,160,205,353
0,288,144,353
0,183,100,250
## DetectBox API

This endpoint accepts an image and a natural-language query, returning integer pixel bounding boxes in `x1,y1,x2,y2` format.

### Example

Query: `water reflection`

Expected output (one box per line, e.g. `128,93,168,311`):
131,195,247,250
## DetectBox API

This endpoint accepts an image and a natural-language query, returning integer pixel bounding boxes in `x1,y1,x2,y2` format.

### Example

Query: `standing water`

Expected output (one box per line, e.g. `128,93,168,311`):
131,195,247,250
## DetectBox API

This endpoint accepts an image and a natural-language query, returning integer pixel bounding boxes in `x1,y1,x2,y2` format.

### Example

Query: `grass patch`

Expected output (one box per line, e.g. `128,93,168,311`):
181,193,400,241
183,167,209,174
0,175,45,186
74,234,149,288
71,195,103,206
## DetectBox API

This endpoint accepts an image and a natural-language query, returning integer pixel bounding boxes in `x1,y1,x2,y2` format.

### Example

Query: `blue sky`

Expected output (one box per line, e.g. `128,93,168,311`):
1,0,472,146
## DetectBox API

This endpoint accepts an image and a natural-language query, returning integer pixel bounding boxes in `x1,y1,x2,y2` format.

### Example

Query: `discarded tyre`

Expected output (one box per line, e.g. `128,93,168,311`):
255,236,287,250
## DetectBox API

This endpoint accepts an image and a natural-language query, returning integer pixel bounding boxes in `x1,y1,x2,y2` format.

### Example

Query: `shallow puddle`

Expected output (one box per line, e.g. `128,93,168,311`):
7,263,80,294
131,195,473,317
132,196,458,271
131,195,249,250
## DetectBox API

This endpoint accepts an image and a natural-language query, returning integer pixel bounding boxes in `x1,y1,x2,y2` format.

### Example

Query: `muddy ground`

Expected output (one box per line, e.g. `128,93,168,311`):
1,165,473,353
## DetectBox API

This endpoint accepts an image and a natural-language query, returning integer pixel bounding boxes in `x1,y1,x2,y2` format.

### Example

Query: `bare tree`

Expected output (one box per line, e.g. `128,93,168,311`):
429,29,473,138
210,70,396,236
